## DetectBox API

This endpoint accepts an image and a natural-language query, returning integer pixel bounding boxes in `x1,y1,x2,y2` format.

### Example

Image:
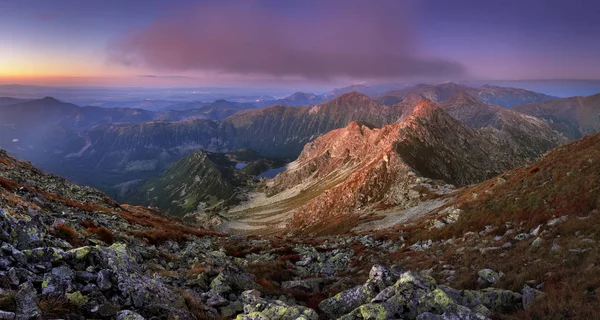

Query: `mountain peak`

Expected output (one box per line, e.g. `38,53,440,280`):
410,99,439,118
40,96,61,103
331,91,375,104
286,92,317,100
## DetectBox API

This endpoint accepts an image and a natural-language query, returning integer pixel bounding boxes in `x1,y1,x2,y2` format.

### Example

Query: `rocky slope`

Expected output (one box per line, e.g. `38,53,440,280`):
225,100,556,235
513,93,600,139
0,149,532,319
363,130,600,319
377,83,556,108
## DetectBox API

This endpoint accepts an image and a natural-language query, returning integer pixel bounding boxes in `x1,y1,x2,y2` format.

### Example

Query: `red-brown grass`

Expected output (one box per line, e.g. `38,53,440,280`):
37,294,80,319
186,264,207,278
0,177,17,191
79,219,97,229
278,254,301,264
129,228,189,245
182,290,207,320
87,227,114,244
49,223,82,247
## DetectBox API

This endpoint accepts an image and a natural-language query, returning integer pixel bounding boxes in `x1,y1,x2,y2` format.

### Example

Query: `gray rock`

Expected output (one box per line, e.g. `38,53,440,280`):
547,216,568,226
14,282,41,320
477,269,502,285
319,282,378,318
531,237,543,248
522,285,546,310
97,269,113,290
116,310,146,320
41,265,74,294
220,300,243,319
281,278,328,293
0,311,15,320
237,290,318,320
75,270,97,282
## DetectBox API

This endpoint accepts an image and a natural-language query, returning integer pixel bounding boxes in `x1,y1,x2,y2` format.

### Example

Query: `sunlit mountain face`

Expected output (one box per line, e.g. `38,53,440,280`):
1,1,600,319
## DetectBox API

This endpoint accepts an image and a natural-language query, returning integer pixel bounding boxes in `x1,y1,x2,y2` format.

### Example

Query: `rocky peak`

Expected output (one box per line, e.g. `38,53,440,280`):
330,91,376,105
287,92,317,100
409,99,440,119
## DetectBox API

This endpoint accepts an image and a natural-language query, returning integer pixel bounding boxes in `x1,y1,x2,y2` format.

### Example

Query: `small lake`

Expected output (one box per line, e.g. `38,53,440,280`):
260,167,286,178
235,162,247,169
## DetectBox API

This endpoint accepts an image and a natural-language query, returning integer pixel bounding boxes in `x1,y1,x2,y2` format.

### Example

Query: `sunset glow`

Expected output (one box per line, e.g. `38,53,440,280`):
1,0,599,87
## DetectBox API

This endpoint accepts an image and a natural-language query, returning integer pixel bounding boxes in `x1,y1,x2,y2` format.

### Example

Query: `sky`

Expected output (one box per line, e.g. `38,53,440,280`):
0,0,599,87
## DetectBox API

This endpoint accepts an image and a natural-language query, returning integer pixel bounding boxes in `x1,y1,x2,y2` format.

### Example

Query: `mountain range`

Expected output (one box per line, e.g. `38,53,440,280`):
376,82,556,108
222,99,563,234
513,93,600,139
0,87,576,201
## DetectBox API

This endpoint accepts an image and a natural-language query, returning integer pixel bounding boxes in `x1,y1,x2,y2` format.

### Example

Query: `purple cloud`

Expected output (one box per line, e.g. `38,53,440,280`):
108,0,465,79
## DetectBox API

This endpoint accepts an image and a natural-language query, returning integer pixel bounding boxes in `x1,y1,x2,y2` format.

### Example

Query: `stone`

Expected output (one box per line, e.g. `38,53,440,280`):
531,237,543,248
97,269,113,290
0,311,15,320
281,278,327,293
477,269,502,285
220,300,244,319
14,282,41,320
66,291,88,306
522,285,546,310
547,216,568,226
236,290,318,320
117,310,146,320
531,225,542,236
41,265,74,294
319,282,378,318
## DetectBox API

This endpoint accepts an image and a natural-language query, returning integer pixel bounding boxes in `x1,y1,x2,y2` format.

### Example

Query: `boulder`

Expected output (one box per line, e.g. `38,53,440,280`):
477,269,502,285
236,290,318,320
14,282,40,320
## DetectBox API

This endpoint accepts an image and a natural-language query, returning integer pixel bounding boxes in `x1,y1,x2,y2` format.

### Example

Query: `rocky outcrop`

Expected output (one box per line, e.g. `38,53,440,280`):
319,265,522,320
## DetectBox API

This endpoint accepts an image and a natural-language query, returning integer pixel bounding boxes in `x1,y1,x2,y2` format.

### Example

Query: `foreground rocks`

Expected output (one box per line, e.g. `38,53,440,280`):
319,265,521,320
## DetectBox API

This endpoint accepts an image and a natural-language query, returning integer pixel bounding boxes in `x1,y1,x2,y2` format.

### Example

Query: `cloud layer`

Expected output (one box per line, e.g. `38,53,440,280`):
109,0,465,80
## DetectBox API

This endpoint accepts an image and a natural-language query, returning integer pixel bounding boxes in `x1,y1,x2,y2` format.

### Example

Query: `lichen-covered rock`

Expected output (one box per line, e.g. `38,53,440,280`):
477,269,502,285
96,243,177,308
41,265,73,294
454,288,522,313
236,290,318,320
14,282,40,320
117,310,146,320
328,270,521,320
0,310,15,320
